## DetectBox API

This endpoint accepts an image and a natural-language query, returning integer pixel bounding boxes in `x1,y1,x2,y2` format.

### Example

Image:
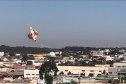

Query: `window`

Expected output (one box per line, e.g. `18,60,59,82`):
109,72,112,74
90,70,94,72
65,70,68,72
89,73,94,77
26,74,30,75
82,70,85,72
117,66,121,67
80,73,85,76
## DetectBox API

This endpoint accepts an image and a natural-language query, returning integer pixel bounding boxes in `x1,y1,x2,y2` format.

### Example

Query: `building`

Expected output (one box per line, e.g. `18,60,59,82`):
0,52,4,57
108,67,119,76
12,64,35,70
27,60,43,66
105,56,113,61
108,67,126,77
27,54,49,57
91,50,104,57
113,63,126,68
108,62,126,77
57,66,108,77
24,69,39,78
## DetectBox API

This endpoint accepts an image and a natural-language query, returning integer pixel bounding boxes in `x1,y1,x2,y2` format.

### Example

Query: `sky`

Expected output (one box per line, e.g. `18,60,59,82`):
0,1,126,48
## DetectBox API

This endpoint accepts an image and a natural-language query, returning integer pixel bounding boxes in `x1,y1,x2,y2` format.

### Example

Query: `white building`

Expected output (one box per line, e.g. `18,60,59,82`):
37,79,45,84
0,52,4,57
27,60,43,66
24,69,39,78
113,63,126,67
57,66,108,77
50,52,56,57
14,60,21,63
14,53,21,56
105,56,113,61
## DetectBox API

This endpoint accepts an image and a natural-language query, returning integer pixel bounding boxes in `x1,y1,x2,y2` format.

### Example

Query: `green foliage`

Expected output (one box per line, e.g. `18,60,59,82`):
45,74,53,84
21,54,28,62
88,61,95,66
102,70,106,75
65,61,71,66
11,70,15,72
80,73,85,76
81,61,87,66
71,80,78,84
108,50,123,55
39,61,58,84
123,77,126,83
98,57,106,61
59,71,64,75
120,58,124,61
108,80,112,83
0,45,51,54
67,71,72,75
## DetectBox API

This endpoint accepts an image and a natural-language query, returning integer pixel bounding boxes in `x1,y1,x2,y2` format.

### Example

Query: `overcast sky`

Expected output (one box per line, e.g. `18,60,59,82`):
0,1,126,48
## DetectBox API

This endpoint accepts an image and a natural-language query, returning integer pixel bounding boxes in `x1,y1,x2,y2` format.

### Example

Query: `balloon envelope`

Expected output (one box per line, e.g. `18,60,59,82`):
28,27,38,41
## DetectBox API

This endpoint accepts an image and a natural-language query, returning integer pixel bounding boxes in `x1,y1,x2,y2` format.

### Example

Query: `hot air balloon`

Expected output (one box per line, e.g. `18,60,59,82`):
28,27,38,41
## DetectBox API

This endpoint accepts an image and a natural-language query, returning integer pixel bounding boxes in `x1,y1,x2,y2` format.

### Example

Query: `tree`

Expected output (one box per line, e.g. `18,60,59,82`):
71,80,78,84
81,61,87,66
59,71,64,75
107,60,114,67
123,77,126,83
67,71,72,75
21,54,28,63
65,61,71,66
39,61,58,84
102,70,106,75
108,80,112,83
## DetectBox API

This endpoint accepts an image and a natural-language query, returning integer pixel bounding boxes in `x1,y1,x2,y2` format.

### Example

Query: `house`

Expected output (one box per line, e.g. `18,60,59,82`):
27,60,43,66
9,56,21,61
0,52,4,58
0,67,10,72
91,50,104,57
14,53,21,56
12,64,35,70
2,77,13,82
1,57,9,62
14,60,22,63
105,56,113,61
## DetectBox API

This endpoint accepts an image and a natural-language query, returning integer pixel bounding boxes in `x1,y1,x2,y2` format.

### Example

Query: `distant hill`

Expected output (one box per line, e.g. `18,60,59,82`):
0,45,125,56
0,45,52,55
